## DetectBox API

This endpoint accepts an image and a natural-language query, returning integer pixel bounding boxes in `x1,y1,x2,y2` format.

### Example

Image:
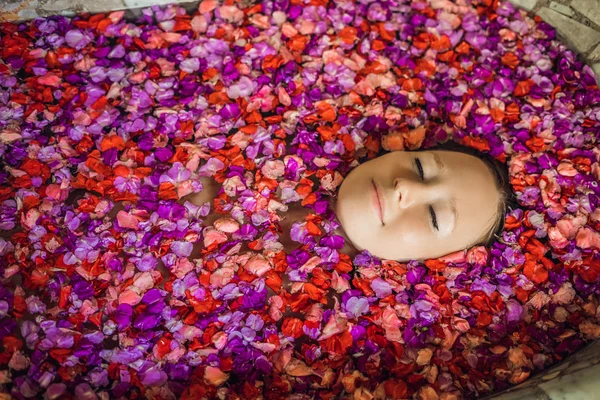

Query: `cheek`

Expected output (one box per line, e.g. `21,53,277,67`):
339,167,366,196
353,157,391,179
380,213,435,248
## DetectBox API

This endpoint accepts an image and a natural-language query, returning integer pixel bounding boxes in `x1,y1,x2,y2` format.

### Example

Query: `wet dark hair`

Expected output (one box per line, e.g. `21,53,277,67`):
422,140,518,247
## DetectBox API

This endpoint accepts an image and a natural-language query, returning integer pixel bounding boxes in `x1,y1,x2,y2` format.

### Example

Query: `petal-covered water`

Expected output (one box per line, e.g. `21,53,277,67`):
1,0,600,398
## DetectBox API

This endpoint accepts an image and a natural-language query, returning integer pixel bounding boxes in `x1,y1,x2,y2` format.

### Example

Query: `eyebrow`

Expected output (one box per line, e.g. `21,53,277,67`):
433,153,457,233
449,197,458,233
433,153,447,173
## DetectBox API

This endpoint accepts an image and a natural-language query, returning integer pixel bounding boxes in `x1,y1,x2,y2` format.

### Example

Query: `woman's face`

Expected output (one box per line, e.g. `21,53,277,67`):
335,150,501,261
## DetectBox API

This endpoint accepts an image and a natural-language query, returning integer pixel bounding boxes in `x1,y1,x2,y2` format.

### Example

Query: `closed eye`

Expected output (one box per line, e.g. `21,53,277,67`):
429,205,439,231
414,157,439,231
414,157,424,180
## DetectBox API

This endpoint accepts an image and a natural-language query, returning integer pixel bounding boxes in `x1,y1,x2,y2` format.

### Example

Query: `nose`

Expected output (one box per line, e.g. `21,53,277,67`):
393,177,430,209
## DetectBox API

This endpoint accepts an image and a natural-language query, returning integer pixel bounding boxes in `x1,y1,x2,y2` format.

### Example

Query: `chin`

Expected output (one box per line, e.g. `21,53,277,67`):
338,182,377,223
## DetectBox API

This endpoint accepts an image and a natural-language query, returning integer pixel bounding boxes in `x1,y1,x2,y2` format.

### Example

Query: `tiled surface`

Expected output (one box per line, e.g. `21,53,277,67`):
486,340,600,400
512,0,539,10
2,0,600,399
537,6,600,53
512,0,538,11
123,0,183,7
571,0,600,27
549,1,575,17
591,43,600,61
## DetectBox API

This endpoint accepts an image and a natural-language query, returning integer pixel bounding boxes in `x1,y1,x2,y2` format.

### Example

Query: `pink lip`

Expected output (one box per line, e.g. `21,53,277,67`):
371,180,384,224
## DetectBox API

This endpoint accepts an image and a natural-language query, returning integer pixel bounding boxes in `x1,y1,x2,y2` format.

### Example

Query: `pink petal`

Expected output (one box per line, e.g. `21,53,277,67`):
119,289,142,306
214,218,240,233
382,306,402,342
198,0,218,13
116,211,142,230
38,73,62,87
438,249,466,264
203,228,228,247
576,227,600,249
244,255,272,277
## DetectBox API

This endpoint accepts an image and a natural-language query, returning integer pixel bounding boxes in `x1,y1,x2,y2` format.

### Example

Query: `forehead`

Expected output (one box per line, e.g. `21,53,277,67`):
429,149,501,235
428,149,495,181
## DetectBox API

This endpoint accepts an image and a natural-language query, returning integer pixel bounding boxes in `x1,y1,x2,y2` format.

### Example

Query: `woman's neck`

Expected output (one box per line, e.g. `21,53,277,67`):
185,176,359,258
280,194,358,257
327,195,359,258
